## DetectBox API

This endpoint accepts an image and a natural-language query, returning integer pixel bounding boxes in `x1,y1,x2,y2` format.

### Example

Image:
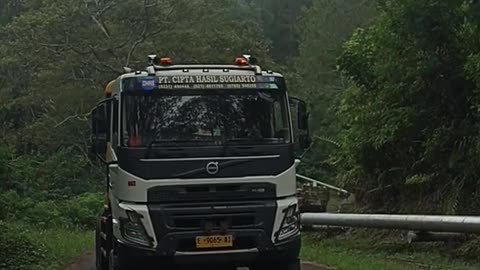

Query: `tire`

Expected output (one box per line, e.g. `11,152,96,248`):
108,238,132,270
108,248,130,270
95,219,108,270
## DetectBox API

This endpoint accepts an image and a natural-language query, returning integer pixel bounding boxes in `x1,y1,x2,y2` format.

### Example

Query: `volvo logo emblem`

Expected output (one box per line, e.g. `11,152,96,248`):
206,162,219,175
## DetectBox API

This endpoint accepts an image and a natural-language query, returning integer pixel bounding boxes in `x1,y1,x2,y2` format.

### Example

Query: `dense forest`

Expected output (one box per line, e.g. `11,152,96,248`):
1,0,480,269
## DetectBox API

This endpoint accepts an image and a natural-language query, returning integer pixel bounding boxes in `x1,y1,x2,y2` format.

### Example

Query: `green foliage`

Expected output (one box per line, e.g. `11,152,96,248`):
0,0,22,25
302,232,480,269
0,0,273,230
0,222,46,270
0,222,94,270
336,0,480,213
30,228,94,270
64,193,104,229
258,0,312,63
291,0,375,183
0,191,103,229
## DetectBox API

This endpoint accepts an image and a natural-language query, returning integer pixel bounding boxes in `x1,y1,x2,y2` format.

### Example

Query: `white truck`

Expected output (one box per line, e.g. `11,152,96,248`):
91,55,311,270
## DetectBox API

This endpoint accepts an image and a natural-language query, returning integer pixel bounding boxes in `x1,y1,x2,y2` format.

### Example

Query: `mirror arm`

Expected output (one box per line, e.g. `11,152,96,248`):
96,96,115,106
95,152,118,165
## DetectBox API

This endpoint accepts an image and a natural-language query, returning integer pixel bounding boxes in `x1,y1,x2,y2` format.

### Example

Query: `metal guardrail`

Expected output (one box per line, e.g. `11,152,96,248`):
301,213,480,233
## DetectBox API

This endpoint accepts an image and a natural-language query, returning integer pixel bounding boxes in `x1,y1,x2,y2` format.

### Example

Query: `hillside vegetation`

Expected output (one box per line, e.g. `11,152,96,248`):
2,0,480,269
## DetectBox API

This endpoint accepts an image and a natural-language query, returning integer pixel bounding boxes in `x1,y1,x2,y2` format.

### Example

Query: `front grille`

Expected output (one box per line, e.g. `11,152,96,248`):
148,200,277,252
148,183,276,203
172,213,257,230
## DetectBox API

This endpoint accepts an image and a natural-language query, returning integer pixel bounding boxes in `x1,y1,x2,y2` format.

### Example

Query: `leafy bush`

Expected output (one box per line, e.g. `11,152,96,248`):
0,222,46,270
0,191,35,220
25,201,64,228
0,191,103,229
64,192,104,229
451,236,480,261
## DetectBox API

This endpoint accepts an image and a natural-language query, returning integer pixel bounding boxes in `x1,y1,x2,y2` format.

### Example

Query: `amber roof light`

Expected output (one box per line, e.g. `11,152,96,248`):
235,57,249,66
160,58,173,65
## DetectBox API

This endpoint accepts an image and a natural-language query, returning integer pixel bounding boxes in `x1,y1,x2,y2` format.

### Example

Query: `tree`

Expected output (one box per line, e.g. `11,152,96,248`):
258,0,312,64
336,0,480,214
291,0,375,181
0,0,271,210
0,0,23,25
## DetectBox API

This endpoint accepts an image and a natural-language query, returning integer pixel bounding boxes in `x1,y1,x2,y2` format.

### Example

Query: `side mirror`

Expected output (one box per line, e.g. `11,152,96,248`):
289,97,312,156
297,101,309,130
91,99,112,162
91,104,107,155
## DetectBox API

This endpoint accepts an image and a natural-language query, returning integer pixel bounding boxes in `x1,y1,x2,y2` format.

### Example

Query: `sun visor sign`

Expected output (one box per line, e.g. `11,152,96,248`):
141,77,156,91
158,75,258,84
126,75,281,91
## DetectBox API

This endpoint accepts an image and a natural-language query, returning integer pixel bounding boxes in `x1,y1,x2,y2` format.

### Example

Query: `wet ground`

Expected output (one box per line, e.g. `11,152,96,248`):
65,251,332,270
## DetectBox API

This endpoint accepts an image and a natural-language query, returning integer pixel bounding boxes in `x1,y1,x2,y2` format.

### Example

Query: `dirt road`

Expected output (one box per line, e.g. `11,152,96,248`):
65,252,333,270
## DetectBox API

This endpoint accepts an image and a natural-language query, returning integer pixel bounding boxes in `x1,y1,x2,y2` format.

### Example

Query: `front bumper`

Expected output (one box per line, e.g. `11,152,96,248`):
116,234,300,264
112,197,300,265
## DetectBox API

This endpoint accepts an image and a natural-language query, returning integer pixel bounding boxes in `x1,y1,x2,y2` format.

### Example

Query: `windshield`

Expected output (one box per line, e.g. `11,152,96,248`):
121,90,291,147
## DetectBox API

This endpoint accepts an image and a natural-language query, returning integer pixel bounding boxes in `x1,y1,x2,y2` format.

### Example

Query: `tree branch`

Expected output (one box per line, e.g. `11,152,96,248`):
55,110,93,128
124,2,179,67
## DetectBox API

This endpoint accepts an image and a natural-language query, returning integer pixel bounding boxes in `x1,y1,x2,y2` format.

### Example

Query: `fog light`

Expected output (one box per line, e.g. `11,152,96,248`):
120,211,152,247
277,205,300,241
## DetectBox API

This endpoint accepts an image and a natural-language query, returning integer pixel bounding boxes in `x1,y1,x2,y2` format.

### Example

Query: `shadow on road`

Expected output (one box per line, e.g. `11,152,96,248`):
65,252,332,270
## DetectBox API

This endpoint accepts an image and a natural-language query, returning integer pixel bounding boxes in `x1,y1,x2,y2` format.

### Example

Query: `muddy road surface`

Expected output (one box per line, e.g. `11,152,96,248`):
65,252,333,270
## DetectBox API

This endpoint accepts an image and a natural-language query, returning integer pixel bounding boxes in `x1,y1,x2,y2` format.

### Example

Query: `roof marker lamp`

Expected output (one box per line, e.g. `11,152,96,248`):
277,204,300,241
160,58,173,65
120,211,153,247
235,57,249,66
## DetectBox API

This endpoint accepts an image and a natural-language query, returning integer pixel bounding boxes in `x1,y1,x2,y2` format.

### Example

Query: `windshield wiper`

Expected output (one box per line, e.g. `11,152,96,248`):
226,138,284,145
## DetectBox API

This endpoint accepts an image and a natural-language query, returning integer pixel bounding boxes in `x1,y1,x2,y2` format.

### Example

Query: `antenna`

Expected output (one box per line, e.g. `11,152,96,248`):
243,54,258,65
148,54,159,65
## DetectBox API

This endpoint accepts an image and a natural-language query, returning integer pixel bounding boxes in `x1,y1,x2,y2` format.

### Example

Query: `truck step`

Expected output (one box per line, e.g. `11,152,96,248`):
100,247,108,258
100,216,109,223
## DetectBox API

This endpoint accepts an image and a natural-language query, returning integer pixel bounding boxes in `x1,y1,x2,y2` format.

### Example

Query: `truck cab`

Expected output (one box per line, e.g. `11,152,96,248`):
91,55,311,270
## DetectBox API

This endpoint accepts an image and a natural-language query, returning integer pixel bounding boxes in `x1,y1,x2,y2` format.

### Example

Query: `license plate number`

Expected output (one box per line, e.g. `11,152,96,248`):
196,235,233,249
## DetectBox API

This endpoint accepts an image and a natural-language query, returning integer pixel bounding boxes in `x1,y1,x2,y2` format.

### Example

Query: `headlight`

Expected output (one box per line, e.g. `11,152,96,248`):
277,204,300,241
120,211,153,247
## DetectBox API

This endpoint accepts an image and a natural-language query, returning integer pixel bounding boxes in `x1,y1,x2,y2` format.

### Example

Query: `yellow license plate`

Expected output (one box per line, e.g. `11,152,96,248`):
195,235,233,249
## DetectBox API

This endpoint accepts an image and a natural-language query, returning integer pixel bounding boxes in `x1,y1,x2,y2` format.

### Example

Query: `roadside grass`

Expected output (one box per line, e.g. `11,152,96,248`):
301,232,480,270
18,224,94,270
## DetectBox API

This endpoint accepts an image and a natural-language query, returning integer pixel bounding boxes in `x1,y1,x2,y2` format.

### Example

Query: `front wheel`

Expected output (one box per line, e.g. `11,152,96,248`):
95,220,108,270
108,240,132,270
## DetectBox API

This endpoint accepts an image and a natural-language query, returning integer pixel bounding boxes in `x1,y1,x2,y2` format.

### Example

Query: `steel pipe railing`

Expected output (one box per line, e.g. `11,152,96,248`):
301,213,480,233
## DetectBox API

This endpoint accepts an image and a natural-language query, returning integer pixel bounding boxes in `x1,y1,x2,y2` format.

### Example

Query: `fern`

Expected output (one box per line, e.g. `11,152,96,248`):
404,174,435,186
314,135,341,147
